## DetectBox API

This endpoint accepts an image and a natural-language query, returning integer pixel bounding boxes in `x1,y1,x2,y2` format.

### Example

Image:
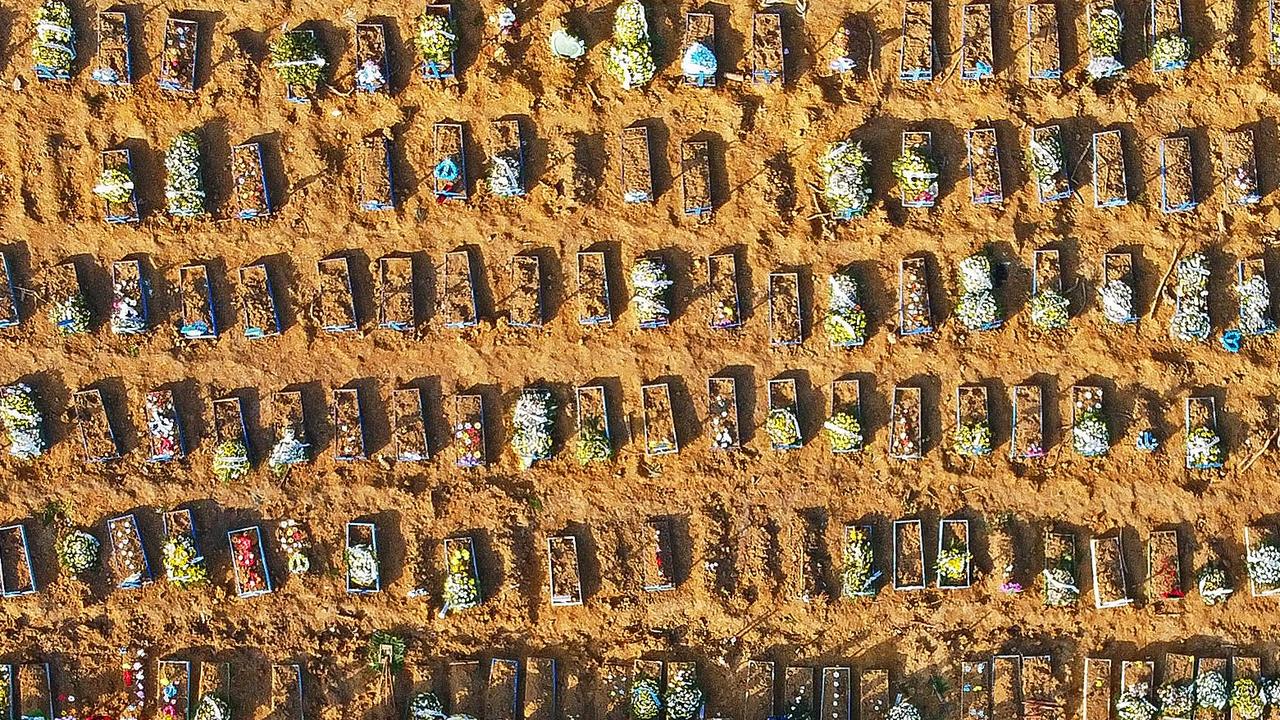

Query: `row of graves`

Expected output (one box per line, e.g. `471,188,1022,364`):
8,497,1280,608
79,118,1264,225
6,248,1272,346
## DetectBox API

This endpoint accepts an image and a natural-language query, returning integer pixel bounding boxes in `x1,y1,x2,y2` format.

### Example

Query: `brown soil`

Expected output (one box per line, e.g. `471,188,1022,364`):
793,512,829,599
707,376,740,449
16,664,50,717
107,514,147,583
232,143,269,215
239,264,279,336
1072,385,1103,426
768,377,797,414
574,384,607,439
743,661,774,720
681,140,712,214
271,663,304,719
75,389,116,461
1235,655,1261,683
819,667,851,720
992,656,1019,720
1044,531,1077,598
1022,655,1063,719
831,378,860,419
641,382,677,454
212,396,246,444
899,256,932,332
890,385,921,457
1187,395,1216,433
1035,249,1062,292
484,658,518,720
768,271,801,344
317,258,357,330
180,264,215,330
968,127,1002,201
1012,384,1043,458
97,12,130,82
1147,529,1182,602
860,669,889,720
1082,658,1111,720
378,256,415,329
620,127,653,203
333,389,364,459
443,250,478,327
990,521,1020,591
547,534,583,604
160,18,198,92
1155,0,1182,37
1092,534,1127,605
783,665,814,718
164,507,194,540
509,254,542,326
575,251,610,324
357,136,394,209
112,259,143,312
893,519,923,587
707,252,740,327
958,385,988,426
1162,136,1195,209
642,517,675,590
0,525,32,593
1103,251,1134,287
1027,3,1061,77
1223,130,1259,202
962,4,994,77
1094,130,1127,203
159,660,192,715
901,1,933,74
1120,660,1154,693
751,13,784,80
392,387,429,460
523,659,555,720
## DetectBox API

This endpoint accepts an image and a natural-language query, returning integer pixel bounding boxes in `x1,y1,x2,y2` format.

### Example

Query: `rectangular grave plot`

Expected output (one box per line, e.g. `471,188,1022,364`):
269,664,303,720
433,123,467,200
108,514,152,588
442,536,482,610
145,389,184,461
1011,384,1045,461
376,256,414,331
899,256,933,334
1223,129,1261,205
443,250,479,328
641,383,678,456
357,135,395,211
1233,657,1261,690
212,397,249,449
1071,385,1106,457
316,258,358,333
1021,656,1062,720
893,518,926,589
1184,396,1221,469
668,663,700,716
1147,530,1182,604
683,13,717,86
576,251,612,325
1164,654,1195,706
1031,125,1071,202
1245,525,1280,596
232,143,271,219
743,661,775,720
751,12,785,83
392,388,428,462
632,661,663,704
681,140,713,217
791,514,829,601
1119,661,1154,696
961,3,994,80
509,254,543,327
1033,250,1062,294
1091,535,1130,608
1160,136,1196,213
484,659,519,720
547,534,583,606
1102,253,1137,323
1026,2,1062,79
75,388,119,462
900,131,937,206
157,660,192,720
992,656,1021,720
345,522,379,592
784,667,815,720
453,394,487,468
621,126,654,204
0,525,35,596
102,148,139,223
491,119,525,197
961,660,991,720
159,17,199,92
937,518,972,588
708,377,741,451
1043,530,1078,606
643,517,676,591
421,5,456,79
768,272,803,346
16,664,51,720
1193,658,1228,720
228,526,273,597
574,384,611,461
829,379,863,454
110,259,148,334
49,261,82,332
1092,131,1128,208
523,658,557,720
354,22,389,93
899,0,934,80
707,253,741,329
198,664,232,712
820,667,852,720
0,666,15,720
179,264,218,339
333,388,366,461
767,378,801,451
859,669,889,720
162,508,196,549
889,386,923,460
596,664,631,720
1082,659,1112,720
272,390,305,448
1151,0,1185,66
1238,257,1276,335
0,252,19,327
239,264,281,339
967,127,1003,204
96,11,132,86
956,385,990,455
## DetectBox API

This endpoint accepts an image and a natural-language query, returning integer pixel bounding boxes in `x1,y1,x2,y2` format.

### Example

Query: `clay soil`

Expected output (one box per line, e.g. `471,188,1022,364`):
1163,137,1195,209
1028,3,1062,77
962,4,994,77
1223,129,1259,201
751,13,784,80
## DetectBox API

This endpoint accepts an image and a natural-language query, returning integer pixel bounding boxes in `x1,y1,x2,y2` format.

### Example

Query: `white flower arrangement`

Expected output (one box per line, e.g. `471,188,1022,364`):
1237,274,1275,335
631,257,673,327
345,543,379,587
409,693,447,720
1158,682,1193,719
1248,544,1280,586
1027,134,1064,189
604,0,655,89
887,698,920,720
488,154,522,197
818,140,872,218
56,529,100,573
1196,564,1232,604
1196,672,1228,712
111,280,145,334
956,253,1001,331
1170,253,1210,342
1086,8,1124,79
824,271,867,347
511,388,554,469
958,254,994,292
681,41,716,78
0,383,45,458
1100,278,1135,324
267,427,309,474
194,695,229,720
665,669,704,720
1072,392,1108,457
1117,689,1158,720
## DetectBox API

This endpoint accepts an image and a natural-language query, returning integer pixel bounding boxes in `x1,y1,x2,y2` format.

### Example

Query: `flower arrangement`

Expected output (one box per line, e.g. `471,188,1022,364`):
0,384,45,458
1027,133,1065,194
408,693,447,720
1265,680,1280,709
112,280,145,335
1151,34,1191,71
269,30,327,93
631,258,673,328
1186,426,1223,468
765,406,801,450
888,698,921,720
56,529,100,573
1197,672,1229,712
165,131,206,218
366,630,406,672
824,271,867,347
1116,688,1158,720
955,253,1001,331
414,13,457,71
1196,564,1231,605
488,155,522,197
1231,679,1265,720
441,540,480,614
935,542,970,584
576,417,612,464
604,0,655,90
267,427,308,475
1248,543,1280,586
1157,682,1193,720
511,388,554,468
550,26,586,59
93,166,134,205
229,530,268,595
345,543,379,588
212,440,250,482
1029,289,1070,330
665,668,703,720
953,420,992,456
1170,254,1211,341
32,1,74,78
825,411,862,453
1044,566,1079,606
1086,8,1124,79
455,417,484,468
193,695,229,720
681,40,716,80
1101,276,1135,324
893,146,939,205
818,140,872,218
49,289,91,334
841,526,879,597
1072,388,1108,457
630,677,662,720
276,519,310,574
162,534,208,588
1237,274,1275,335
120,646,147,720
